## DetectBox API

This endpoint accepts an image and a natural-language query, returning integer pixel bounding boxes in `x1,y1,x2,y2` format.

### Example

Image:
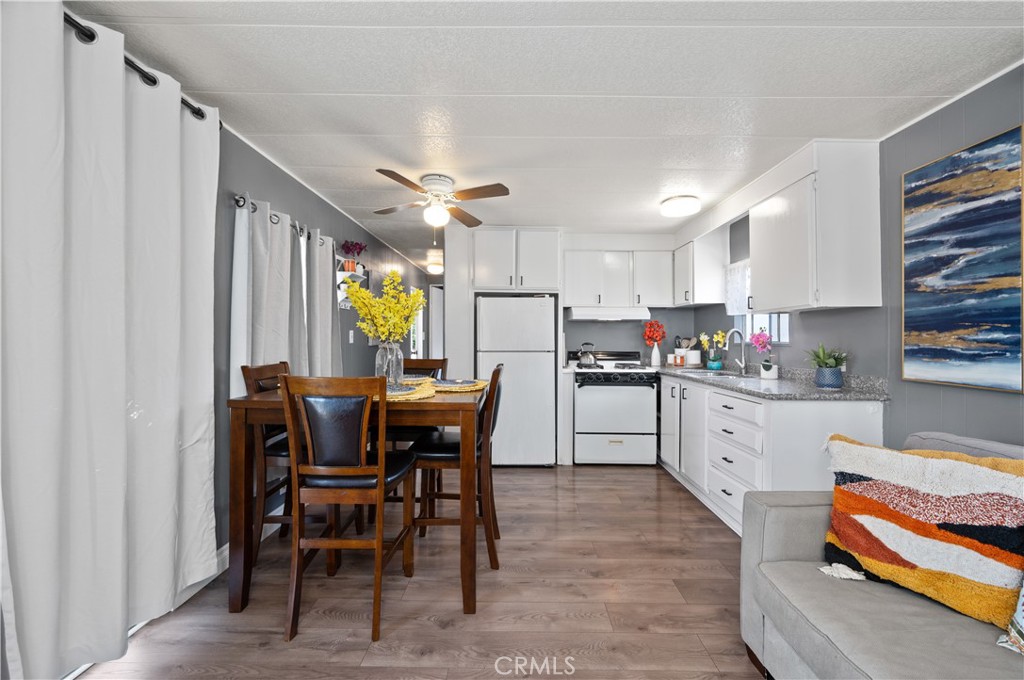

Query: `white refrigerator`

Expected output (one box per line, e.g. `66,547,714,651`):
476,296,556,465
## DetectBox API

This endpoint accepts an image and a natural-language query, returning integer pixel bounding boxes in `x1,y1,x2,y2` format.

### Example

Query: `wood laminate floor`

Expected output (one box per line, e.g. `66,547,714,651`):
84,466,759,680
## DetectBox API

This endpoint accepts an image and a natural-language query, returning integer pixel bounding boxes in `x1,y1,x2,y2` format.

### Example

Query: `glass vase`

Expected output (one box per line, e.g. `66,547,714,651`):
375,340,404,387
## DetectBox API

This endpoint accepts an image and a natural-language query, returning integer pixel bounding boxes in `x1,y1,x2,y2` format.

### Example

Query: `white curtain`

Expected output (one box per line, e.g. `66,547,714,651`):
228,199,311,392
306,229,344,377
0,4,219,677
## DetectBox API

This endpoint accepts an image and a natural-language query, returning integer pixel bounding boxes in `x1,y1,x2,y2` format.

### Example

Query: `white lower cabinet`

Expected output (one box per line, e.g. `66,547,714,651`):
575,434,656,465
659,378,682,470
665,381,883,535
679,383,709,492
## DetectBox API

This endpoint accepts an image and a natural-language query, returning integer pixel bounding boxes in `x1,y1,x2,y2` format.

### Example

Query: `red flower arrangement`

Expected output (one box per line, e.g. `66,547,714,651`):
643,320,666,347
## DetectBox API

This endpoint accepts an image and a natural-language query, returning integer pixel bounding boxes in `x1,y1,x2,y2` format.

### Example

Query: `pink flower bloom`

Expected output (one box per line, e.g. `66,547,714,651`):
750,329,772,355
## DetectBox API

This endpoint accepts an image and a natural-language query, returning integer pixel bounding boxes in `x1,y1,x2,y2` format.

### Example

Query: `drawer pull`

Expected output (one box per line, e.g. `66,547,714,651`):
721,456,734,464
721,428,734,435
721,488,733,497
608,439,624,445
722,405,735,410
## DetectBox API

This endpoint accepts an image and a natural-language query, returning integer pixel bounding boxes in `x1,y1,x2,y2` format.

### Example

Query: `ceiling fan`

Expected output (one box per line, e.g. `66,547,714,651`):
373,169,509,228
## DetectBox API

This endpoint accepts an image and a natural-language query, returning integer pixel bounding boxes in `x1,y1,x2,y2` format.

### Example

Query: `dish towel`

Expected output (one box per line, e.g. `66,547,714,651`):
725,261,750,316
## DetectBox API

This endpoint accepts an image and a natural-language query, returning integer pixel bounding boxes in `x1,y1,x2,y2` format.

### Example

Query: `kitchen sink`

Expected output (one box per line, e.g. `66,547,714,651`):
675,370,744,379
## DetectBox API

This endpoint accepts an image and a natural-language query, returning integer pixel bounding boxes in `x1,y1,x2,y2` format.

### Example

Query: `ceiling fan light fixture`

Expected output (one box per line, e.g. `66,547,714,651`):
426,261,445,275
423,202,451,228
660,195,702,217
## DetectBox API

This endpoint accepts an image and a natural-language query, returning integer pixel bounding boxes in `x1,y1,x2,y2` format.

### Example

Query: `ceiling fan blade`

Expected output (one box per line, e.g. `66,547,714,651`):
447,205,483,228
452,183,510,201
376,168,425,193
374,200,426,215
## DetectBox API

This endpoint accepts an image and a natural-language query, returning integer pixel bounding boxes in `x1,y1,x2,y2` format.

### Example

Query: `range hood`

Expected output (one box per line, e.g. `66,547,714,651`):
567,306,651,321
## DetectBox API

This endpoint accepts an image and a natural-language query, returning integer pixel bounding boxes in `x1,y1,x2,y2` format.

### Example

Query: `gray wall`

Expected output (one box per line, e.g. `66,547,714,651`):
564,308,695,361
213,129,431,546
880,66,1024,448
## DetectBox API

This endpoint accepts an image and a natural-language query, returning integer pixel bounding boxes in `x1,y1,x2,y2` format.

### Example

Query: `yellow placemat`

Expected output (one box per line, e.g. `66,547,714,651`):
401,375,432,385
386,382,436,401
431,379,488,393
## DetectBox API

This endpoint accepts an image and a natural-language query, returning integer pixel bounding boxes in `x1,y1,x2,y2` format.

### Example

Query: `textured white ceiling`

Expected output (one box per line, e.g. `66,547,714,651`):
69,1,1024,269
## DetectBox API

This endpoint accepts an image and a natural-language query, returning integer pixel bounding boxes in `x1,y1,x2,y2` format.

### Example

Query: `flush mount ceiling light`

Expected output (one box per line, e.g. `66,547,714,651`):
426,261,445,275
659,195,702,217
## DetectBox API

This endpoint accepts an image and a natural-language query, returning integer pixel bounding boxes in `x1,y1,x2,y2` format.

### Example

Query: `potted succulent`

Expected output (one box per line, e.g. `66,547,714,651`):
751,328,777,380
806,343,848,389
699,330,727,370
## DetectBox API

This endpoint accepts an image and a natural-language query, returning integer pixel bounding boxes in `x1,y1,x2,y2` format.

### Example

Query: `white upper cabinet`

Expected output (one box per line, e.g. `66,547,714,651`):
516,230,560,290
473,230,516,288
747,141,880,313
473,228,559,291
749,175,815,311
673,226,728,307
601,251,632,307
563,250,633,306
632,251,673,307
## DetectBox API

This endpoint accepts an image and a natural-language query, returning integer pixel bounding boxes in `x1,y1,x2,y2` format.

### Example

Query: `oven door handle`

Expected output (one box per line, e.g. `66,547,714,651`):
575,383,657,389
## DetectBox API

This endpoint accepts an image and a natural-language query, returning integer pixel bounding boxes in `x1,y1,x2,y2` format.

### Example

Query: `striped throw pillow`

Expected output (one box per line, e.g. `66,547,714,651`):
825,434,1024,628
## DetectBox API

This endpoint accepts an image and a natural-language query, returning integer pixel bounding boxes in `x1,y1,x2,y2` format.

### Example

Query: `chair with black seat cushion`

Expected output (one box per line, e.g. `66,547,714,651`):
383,357,449,450
280,375,415,642
241,362,300,564
408,364,502,567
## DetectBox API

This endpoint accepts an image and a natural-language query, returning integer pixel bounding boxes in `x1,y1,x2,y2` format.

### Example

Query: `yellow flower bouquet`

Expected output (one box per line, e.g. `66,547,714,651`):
345,270,425,342
345,271,425,385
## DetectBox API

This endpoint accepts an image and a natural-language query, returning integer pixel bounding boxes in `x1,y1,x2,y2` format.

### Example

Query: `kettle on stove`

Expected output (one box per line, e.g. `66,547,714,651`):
578,342,599,368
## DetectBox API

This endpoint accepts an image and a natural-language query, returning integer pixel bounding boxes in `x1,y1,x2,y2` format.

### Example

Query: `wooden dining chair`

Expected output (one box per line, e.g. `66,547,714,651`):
408,364,502,568
241,362,298,564
385,357,449,450
279,375,415,642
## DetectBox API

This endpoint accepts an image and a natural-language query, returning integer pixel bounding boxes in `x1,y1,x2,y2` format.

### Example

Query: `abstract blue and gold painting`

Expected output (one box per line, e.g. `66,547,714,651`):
903,126,1022,392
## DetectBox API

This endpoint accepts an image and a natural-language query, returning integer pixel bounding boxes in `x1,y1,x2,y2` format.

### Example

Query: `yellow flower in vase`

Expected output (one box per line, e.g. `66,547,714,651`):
345,270,426,342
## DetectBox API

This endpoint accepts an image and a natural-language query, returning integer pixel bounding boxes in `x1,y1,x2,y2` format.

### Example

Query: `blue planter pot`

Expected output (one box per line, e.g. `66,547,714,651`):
707,359,723,371
815,367,844,389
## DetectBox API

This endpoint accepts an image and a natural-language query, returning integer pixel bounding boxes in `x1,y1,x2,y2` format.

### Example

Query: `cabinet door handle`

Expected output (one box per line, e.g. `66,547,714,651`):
685,290,690,302
721,488,733,497
721,456,734,464
509,275,513,285
681,388,687,399
636,294,640,304
598,294,602,304
722,404,735,410
520,275,524,286
670,386,676,398
721,428,734,435
747,295,753,310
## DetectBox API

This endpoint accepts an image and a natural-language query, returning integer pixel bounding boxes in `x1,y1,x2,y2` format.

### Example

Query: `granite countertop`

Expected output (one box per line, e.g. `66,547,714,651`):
657,366,889,402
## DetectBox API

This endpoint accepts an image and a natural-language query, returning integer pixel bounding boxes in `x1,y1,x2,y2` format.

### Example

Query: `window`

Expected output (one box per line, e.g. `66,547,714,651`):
734,312,790,344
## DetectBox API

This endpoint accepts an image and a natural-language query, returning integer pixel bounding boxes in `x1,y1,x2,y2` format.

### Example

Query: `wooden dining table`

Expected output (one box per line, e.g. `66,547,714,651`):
226,387,486,615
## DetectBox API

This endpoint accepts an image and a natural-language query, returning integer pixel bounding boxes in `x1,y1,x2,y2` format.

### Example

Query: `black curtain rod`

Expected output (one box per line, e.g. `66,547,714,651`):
63,12,208,121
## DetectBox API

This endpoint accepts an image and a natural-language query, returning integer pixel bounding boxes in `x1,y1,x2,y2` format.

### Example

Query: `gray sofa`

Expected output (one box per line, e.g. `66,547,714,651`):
740,432,1024,680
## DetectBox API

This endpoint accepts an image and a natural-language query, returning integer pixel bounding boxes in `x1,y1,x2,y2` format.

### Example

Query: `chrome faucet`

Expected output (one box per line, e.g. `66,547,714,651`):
725,328,746,373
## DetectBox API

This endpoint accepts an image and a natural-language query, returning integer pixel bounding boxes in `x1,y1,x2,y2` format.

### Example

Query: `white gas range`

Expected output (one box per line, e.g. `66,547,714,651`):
569,350,658,464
